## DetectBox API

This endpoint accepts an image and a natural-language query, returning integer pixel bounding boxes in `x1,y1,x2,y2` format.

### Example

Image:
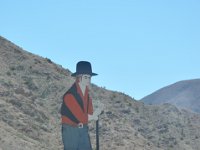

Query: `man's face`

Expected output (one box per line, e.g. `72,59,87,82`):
81,74,91,87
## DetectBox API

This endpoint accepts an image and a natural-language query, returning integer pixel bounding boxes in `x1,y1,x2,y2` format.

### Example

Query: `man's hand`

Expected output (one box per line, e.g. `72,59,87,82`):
89,101,104,121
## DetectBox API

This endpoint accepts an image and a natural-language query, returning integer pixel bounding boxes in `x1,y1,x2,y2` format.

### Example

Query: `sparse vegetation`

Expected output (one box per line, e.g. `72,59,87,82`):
45,58,52,64
6,71,11,76
24,77,38,90
1,36,200,150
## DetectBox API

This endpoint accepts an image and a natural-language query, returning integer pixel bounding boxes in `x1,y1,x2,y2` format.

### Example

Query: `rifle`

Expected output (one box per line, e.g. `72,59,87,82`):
96,111,103,150
96,118,99,150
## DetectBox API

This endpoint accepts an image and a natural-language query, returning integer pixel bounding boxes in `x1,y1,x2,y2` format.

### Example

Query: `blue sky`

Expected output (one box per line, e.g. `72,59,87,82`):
1,0,200,100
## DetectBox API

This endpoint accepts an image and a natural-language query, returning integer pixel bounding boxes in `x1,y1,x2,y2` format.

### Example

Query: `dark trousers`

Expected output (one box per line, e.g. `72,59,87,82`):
62,124,92,150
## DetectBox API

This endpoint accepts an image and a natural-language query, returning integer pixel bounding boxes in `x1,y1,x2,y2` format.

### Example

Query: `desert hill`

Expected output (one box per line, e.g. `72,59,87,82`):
141,79,200,113
1,36,200,150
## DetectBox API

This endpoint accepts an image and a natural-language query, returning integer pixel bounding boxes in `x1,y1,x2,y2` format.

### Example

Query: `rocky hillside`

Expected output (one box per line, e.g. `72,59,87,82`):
1,36,200,150
141,79,200,113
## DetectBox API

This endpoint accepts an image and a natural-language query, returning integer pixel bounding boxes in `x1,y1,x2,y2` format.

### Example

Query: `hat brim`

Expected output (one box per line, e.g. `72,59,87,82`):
71,72,98,77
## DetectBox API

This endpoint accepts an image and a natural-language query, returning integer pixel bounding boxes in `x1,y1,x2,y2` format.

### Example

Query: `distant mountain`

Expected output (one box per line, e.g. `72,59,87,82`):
141,79,200,113
1,36,200,150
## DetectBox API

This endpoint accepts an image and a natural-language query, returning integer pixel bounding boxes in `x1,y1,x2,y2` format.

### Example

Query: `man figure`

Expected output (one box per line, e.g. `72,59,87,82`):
61,61,97,150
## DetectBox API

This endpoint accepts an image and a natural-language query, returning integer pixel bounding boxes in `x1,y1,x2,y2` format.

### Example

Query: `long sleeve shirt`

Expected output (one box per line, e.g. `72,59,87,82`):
61,82,93,126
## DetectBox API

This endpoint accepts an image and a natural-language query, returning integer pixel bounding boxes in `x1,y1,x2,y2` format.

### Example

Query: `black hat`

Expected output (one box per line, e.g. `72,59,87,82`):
71,61,98,77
